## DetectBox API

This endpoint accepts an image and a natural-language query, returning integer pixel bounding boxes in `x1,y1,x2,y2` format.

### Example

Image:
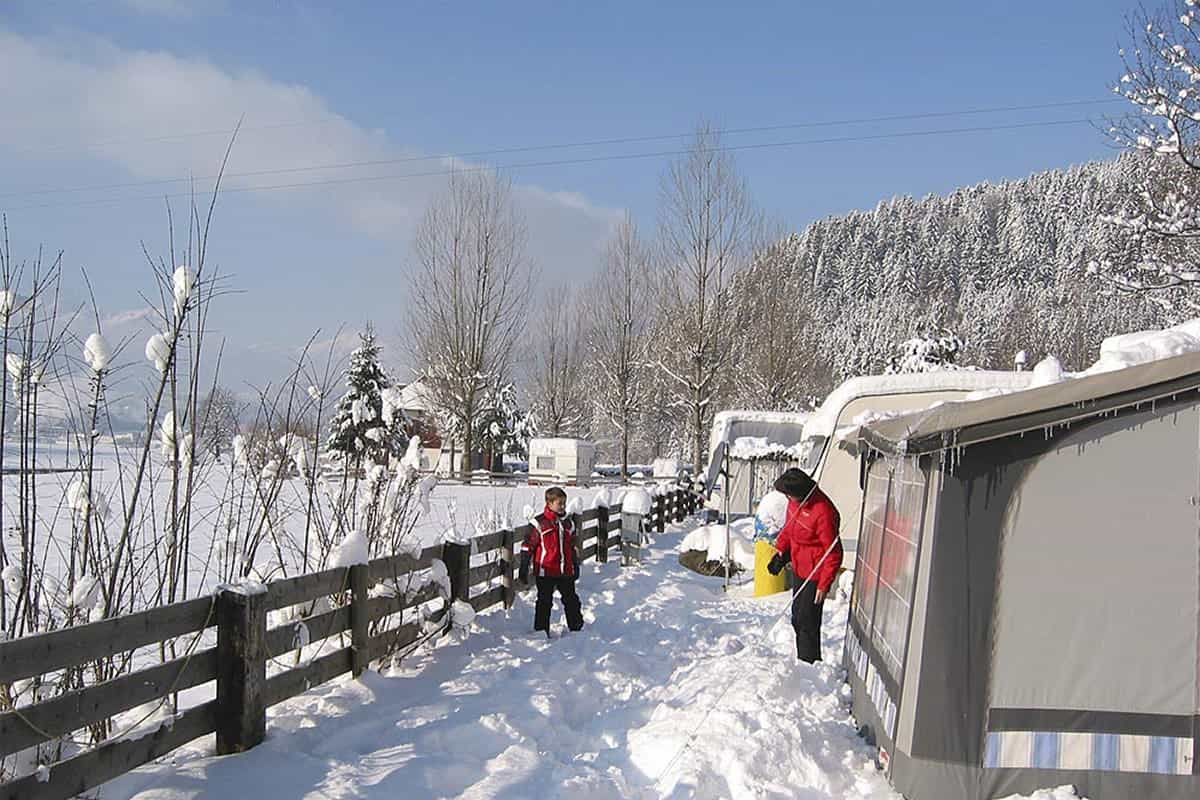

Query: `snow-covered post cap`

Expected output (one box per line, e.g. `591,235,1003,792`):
621,486,653,516
589,486,612,509
217,578,269,596
330,529,370,567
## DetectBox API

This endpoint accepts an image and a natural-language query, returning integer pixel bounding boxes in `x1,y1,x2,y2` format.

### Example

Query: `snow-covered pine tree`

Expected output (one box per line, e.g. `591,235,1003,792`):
885,329,965,374
326,327,408,468
473,376,536,469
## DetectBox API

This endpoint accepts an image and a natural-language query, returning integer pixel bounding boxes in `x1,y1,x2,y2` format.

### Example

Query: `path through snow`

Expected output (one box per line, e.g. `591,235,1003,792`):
104,520,898,799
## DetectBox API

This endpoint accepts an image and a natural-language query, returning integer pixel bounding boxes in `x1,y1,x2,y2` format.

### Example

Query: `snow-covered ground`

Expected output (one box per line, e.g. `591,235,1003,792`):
11,468,1085,799
101,518,900,800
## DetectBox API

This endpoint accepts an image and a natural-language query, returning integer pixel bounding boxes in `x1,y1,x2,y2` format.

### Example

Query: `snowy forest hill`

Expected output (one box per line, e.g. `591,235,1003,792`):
720,152,1176,414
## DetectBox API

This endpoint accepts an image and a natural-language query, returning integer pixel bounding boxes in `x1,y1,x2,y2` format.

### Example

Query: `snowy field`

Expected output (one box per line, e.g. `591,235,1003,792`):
2,444,610,610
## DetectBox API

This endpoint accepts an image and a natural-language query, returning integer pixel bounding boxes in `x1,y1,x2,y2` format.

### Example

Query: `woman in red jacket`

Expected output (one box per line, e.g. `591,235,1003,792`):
767,468,843,662
519,487,584,637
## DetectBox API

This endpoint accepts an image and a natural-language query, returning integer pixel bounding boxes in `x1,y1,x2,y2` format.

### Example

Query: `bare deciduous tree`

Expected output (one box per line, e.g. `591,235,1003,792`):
196,385,243,459
529,284,586,437
655,123,762,471
587,213,650,476
406,170,533,472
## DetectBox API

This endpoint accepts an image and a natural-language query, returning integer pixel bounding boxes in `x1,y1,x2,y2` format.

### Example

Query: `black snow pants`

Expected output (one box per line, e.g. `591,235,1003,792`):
790,580,824,663
534,576,584,632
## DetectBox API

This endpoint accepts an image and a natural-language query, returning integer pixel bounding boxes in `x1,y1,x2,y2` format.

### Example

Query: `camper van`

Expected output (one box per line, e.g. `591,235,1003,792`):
798,371,1035,560
526,438,597,486
704,410,810,516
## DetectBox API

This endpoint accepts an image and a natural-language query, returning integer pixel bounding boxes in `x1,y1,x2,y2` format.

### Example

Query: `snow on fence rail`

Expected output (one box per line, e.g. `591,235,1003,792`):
0,488,699,800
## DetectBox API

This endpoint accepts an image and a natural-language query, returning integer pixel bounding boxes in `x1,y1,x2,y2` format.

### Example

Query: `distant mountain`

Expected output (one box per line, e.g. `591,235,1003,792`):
725,153,1177,408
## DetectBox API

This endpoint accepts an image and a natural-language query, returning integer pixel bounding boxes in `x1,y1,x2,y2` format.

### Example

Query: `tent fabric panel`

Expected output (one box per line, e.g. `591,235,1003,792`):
897,462,942,754
988,707,1196,738
978,763,1198,798
845,621,899,743
907,459,1005,767
988,406,1200,717
867,457,927,683
886,747,977,800
890,749,1199,800
984,729,1191,774
851,458,891,640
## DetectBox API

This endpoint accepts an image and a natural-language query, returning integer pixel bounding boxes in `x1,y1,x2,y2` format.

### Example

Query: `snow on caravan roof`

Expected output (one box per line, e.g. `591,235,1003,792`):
862,319,1200,454
529,437,595,448
708,409,810,457
863,349,1200,455
802,370,1036,441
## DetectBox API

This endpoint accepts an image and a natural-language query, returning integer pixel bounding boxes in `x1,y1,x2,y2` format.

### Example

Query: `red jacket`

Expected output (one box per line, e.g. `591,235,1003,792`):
774,488,843,593
522,507,579,578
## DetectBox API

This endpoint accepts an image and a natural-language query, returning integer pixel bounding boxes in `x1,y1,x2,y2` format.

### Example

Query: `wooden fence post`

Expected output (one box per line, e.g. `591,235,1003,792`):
349,563,370,677
216,584,267,755
501,529,516,609
595,505,609,563
443,541,471,609
570,512,583,569
654,493,666,533
674,489,685,522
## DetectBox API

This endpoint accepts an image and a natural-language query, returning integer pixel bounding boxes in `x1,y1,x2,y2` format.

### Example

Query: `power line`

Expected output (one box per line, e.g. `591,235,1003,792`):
5,116,1115,213
0,98,1125,202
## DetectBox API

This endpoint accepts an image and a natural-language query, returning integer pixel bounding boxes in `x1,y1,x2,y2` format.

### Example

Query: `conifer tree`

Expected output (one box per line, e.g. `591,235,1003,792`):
326,327,407,468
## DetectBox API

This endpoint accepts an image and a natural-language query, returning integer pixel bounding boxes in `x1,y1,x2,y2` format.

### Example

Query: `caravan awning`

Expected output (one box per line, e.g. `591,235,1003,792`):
860,350,1200,455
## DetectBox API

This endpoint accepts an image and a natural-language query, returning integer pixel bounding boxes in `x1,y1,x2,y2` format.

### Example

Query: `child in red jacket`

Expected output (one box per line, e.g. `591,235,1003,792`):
519,487,584,636
767,468,843,662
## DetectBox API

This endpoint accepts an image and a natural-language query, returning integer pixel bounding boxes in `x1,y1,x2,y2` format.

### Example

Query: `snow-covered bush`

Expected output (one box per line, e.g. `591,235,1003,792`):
885,329,965,374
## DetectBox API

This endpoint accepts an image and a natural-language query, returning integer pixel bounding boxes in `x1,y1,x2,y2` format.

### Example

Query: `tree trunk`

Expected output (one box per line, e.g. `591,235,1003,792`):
462,399,474,479
621,424,630,479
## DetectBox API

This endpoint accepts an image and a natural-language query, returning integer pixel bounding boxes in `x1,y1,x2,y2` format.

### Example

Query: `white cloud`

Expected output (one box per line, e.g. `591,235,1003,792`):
119,0,225,18
0,26,627,389
0,27,622,262
101,307,157,327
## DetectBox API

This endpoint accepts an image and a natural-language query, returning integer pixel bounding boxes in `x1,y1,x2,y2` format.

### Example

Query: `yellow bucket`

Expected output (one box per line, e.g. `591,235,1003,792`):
754,540,787,597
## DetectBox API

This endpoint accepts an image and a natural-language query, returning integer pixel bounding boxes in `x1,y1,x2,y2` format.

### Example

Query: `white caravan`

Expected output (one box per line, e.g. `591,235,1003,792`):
527,438,598,486
799,371,1036,561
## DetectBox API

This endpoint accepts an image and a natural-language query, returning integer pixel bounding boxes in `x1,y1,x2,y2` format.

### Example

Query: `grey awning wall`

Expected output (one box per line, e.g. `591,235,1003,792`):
851,388,1200,799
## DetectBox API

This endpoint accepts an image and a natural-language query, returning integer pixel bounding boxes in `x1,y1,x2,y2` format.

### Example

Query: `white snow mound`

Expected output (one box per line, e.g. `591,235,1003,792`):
330,530,369,568
754,490,790,534
621,487,653,516
679,519,756,569
997,786,1086,800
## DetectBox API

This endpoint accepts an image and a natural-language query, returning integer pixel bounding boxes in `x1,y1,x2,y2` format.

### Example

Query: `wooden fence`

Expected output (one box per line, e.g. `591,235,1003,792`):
0,488,699,800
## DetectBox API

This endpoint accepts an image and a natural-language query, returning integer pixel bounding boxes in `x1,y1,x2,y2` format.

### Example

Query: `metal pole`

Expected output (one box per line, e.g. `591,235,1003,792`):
723,446,731,592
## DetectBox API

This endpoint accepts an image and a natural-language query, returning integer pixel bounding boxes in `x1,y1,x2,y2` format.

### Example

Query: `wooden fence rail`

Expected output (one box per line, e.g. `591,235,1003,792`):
0,487,701,800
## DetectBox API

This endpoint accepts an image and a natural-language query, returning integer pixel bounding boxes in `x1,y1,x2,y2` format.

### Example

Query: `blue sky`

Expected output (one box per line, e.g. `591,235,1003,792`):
0,0,1137,389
